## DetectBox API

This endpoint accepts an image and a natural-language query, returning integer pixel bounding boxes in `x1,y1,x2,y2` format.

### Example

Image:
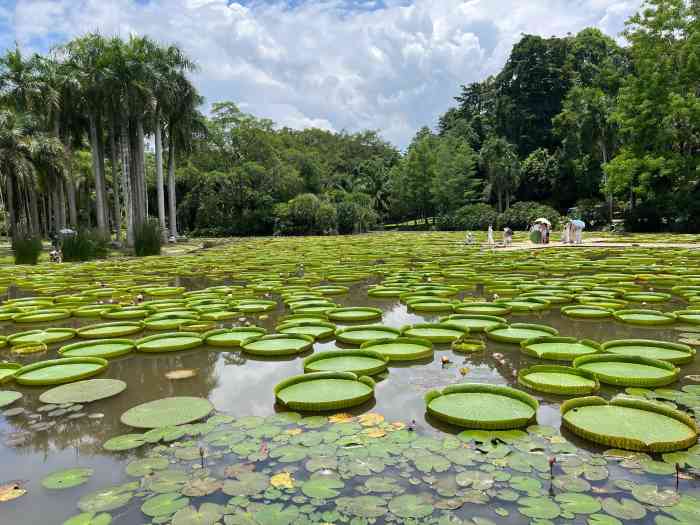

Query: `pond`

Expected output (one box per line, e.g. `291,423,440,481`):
1,233,700,524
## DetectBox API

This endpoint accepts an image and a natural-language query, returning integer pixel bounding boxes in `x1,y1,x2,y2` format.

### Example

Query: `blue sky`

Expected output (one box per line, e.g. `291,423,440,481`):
3,0,642,147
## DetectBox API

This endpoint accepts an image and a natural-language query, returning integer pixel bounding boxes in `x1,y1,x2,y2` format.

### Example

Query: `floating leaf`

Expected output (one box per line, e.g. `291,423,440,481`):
388,494,433,519
301,476,344,499
555,493,602,514
270,472,294,489
328,413,354,423
165,369,197,380
103,433,146,451
39,380,126,404
0,391,22,408
335,495,388,518
121,397,213,428
125,457,169,477
78,482,136,513
630,484,680,507
171,503,224,525
181,477,221,497
42,468,93,490
140,492,189,517
600,498,646,520
62,512,112,525
222,472,269,497
358,413,384,426
517,496,561,520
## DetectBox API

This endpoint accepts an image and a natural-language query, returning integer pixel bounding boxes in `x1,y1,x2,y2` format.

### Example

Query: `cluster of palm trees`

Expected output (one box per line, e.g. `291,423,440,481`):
0,33,203,244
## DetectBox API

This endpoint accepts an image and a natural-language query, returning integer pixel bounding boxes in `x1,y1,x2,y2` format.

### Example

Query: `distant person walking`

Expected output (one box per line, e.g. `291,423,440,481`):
487,225,495,247
571,219,586,244
503,227,513,247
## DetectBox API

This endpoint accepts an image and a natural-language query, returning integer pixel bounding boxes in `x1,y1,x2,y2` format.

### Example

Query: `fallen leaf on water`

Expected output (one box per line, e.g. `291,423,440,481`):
165,369,197,380
270,472,294,489
459,367,470,376
285,428,302,436
329,413,354,423
390,421,406,430
358,413,384,426
364,427,386,438
0,481,27,502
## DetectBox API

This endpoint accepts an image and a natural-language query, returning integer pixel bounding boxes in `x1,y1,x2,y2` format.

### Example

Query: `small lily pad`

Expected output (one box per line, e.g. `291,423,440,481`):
301,476,344,499
42,468,94,490
121,397,214,429
140,492,189,517
600,497,646,520
388,494,433,519
0,390,22,408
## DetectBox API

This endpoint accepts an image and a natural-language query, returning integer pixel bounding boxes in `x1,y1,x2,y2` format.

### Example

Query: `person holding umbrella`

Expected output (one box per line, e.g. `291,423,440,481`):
571,219,586,244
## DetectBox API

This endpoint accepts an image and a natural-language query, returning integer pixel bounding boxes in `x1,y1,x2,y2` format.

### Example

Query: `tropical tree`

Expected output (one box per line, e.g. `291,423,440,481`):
479,136,520,212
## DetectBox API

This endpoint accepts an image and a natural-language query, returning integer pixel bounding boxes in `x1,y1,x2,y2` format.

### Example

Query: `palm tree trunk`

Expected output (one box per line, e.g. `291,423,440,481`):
57,177,67,229
120,120,134,246
64,143,78,227
6,175,16,239
136,118,148,220
89,113,107,235
167,131,177,239
129,120,145,231
29,187,40,235
154,109,167,240
110,124,121,242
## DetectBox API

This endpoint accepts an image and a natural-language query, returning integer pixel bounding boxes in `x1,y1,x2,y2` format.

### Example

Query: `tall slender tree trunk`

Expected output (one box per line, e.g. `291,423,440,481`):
154,109,167,240
28,187,40,235
110,123,121,242
64,142,78,228
120,120,134,246
57,178,66,230
136,118,148,219
89,112,107,235
129,120,145,232
6,175,16,239
167,130,178,239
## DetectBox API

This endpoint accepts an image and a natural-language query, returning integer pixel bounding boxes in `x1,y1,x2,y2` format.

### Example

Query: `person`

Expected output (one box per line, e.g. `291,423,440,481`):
503,227,513,247
487,224,494,247
574,222,584,244
464,231,474,245
562,222,570,244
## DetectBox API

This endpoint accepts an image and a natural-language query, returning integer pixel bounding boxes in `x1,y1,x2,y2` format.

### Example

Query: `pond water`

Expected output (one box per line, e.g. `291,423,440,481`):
2,235,700,524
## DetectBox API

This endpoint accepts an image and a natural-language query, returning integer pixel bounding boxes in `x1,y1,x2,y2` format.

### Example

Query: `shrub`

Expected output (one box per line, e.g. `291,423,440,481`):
498,201,562,230
12,235,42,265
443,203,499,231
61,229,109,262
570,199,610,230
134,219,162,256
337,200,378,234
274,193,338,235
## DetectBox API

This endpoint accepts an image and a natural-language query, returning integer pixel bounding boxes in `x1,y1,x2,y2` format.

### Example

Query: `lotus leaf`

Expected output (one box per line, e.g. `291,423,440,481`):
0,390,22,408
301,476,344,499
78,482,137,512
140,492,190,517
518,497,561,519
600,498,646,520
388,494,433,519
62,512,112,525
120,396,213,428
42,468,94,489
39,379,126,404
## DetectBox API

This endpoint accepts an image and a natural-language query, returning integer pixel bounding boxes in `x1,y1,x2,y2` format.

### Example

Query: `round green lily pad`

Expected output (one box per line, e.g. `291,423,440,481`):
15,357,108,386
62,511,113,525
12,308,72,323
486,323,559,344
612,309,677,326
275,372,375,411
0,363,21,384
454,302,511,316
561,396,697,452
242,334,314,356
121,397,214,428
601,339,695,364
388,494,433,519
519,365,599,395
561,305,613,319
77,321,144,339
674,309,700,325
301,477,345,499
425,383,538,429
360,336,434,361
335,325,401,345
141,492,189,517
440,314,507,332
8,328,76,346
520,337,601,362
203,327,267,347
573,354,679,387
276,320,336,340
303,349,388,376
39,379,127,404
136,332,204,353
622,291,671,303
102,433,147,451
401,323,468,343
0,390,22,408
58,339,135,359
78,483,136,513
327,307,382,322
42,468,94,489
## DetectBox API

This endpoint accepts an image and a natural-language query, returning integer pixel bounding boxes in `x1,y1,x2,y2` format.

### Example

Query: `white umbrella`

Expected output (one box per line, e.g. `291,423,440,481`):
533,218,551,226
571,219,586,229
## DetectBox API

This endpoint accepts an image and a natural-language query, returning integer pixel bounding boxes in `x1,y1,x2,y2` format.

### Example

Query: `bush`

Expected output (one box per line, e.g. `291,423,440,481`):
61,229,109,262
569,199,610,230
134,219,162,256
498,201,562,230
337,200,378,234
12,235,42,265
274,193,338,235
439,203,499,231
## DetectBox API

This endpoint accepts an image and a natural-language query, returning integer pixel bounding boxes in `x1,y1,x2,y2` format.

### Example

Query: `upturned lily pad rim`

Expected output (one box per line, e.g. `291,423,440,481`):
612,308,678,326
14,357,109,386
303,349,388,375
76,321,145,338
276,320,336,339
520,336,602,361
7,328,77,345
136,332,204,353
274,371,375,411
335,324,401,345
0,362,21,384
485,322,559,343
601,339,695,364
58,339,136,359
454,302,512,315
400,322,468,343
439,314,507,332
561,395,698,452
573,353,679,387
425,382,539,429
202,327,267,347
12,308,72,323
561,305,613,319
518,365,600,395
360,336,434,361
495,297,551,311
241,333,314,356
327,306,382,321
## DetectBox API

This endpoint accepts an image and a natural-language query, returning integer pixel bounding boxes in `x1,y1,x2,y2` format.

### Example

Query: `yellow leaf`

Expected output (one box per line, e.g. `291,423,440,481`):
0,482,26,502
165,369,197,380
364,427,386,438
358,413,384,426
390,421,406,430
329,413,354,423
270,472,294,489
547,436,567,444
459,367,470,376
285,428,302,436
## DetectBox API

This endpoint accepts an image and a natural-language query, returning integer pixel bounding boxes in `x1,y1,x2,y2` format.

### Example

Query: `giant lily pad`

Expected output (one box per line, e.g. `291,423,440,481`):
15,357,108,386
335,325,400,345
39,379,127,404
203,327,267,348
275,372,374,411
0,363,21,384
425,383,538,429
327,307,382,322
573,354,679,387
485,323,558,344
8,328,76,346
612,309,677,326
58,339,135,359
276,320,336,340
561,396,697,452
401,323,468,343
303,349,388,376
361,337,433,361
440,314,507,332
121,397,214,428
520,337,601,361
242,334,314,356
136,332,203,353
77,322,144,339
518,365,599,395
601,339,695,364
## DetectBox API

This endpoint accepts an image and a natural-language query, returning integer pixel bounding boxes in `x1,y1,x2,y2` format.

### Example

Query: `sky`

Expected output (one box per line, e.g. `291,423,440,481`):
1,0,642,147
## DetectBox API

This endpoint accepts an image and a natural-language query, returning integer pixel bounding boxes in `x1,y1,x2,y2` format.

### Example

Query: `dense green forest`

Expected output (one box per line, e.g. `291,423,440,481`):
1,0,698,242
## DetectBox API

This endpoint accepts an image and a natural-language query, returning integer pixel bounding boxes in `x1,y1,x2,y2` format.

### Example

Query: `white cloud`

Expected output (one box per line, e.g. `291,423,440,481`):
10,0,641,147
